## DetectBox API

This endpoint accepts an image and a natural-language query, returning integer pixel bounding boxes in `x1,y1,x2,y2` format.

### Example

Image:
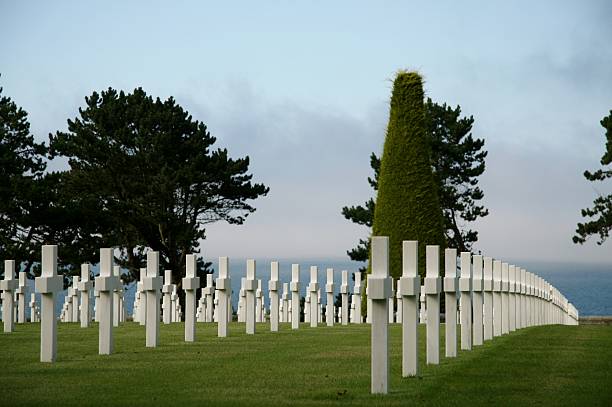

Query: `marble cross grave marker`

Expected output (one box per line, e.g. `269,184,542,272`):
34,246,63,362
215,256,229,338
368,236,392,394
400,241,420,376
183,254,201,341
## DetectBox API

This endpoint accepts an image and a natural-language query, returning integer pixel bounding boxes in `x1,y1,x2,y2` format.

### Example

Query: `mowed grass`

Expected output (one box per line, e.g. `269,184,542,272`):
1,321,611,406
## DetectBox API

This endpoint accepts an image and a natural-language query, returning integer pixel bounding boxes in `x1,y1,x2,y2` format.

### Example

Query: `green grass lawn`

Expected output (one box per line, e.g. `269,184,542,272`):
1,321,611,406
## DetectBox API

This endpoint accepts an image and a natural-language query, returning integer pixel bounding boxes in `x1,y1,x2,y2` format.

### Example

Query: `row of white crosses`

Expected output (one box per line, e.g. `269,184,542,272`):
229,261,365,331
1,256,368,336
58,266,113,325
368,236,579,394
0,263,35,329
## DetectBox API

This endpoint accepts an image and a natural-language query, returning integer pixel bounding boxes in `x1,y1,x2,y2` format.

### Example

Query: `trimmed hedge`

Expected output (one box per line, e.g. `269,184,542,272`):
371,71,446,280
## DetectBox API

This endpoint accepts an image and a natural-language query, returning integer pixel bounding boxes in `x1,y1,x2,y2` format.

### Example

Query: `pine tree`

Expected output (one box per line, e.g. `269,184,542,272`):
49,87,269,286
574,110,612,244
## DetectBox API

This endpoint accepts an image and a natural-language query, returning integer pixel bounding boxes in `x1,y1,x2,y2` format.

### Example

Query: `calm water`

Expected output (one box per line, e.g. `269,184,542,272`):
48,259,612,318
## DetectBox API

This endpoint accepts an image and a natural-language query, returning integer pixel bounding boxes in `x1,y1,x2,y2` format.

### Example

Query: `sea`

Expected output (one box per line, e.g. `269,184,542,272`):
44,258,612,318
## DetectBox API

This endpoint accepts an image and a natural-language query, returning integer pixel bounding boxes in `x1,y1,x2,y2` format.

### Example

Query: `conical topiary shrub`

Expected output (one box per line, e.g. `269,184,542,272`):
371,71,446,281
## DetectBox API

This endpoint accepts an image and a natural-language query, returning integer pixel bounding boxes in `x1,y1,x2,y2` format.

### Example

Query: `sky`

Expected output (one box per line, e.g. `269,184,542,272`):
1,1,611,266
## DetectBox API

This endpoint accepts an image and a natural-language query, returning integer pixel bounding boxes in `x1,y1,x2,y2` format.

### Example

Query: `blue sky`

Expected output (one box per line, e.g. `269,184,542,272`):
1,1,611,264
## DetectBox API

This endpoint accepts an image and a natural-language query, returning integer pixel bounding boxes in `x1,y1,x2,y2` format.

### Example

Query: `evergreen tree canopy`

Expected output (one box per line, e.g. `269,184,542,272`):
574,110,612,245
49,87,269,285
371,71,446,279
343,97,488,274
0,81,53,278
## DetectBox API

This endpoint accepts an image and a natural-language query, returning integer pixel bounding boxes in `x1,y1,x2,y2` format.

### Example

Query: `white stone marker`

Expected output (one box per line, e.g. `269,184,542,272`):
536,276,542,325
138,268,147,326
238,279,245,322
540,277,545,325
309,266,319,328
282,282,289,324
133,291,139,323
29,293,37,322
143,251,162,347
353,272,362,324
501,262,510,335
197,288,206,323
483,257,493,340
16,271,28,323
419,287,426,324
171,284,179,322
290,264,300,329
318,289,323,323
525,271,531,327
256,279,263,323
532,272,537,326
205,274,214,323
425,245,441,364
396,284,403,324
444,248,458,358
305,291,311,323
66,290,74,323
112,266,121,327
2,260,18,332
492,260,503,337
508,265,517,332
162,270,172,324
340,270,349,325
94,290,100,322
34,246,63,362
459,252,472,351
215,256,230,338
368,236,392,394
269,261,280,332
325,268,334,327
183,254,201,341
95,248,119,355
388,279,395,323
71,276,80,323
245,259,256,334
472,255,484,346
366,287,372,324
400,240,420,376
520,268,527,329
78,264,93,328
528,272,535,327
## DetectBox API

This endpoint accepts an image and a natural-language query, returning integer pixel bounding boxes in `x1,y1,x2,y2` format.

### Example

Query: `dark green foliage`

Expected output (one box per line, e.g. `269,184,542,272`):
0,78,103,286
49,87,269,286
341,154,378,274
343,98,487,275
426,99,488,251
371,71,446,279
0,82,53,278
334,292,344,309
574,110,612,245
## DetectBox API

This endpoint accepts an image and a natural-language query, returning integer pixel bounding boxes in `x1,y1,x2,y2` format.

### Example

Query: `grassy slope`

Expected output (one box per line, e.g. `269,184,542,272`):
1,322,611,406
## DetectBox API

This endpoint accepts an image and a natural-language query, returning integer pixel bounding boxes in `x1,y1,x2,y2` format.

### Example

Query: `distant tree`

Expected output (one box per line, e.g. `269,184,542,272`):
300,296,305,322
574,110,612,245
342,98,488,274
334,292,343,309
371,71,446,280
49,87,269,287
